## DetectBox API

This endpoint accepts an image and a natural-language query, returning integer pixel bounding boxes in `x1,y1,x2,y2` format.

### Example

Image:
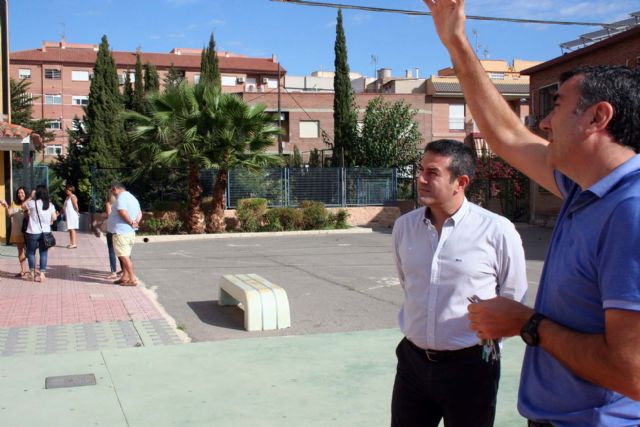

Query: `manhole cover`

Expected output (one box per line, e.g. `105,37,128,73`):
45,373,97,389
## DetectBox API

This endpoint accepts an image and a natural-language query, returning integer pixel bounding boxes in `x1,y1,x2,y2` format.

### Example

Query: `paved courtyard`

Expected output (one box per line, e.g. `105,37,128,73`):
132,225,549,342
0,225,552,426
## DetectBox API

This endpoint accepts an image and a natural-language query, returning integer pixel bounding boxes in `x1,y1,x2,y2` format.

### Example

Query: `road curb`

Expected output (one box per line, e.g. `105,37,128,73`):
135,227,373,243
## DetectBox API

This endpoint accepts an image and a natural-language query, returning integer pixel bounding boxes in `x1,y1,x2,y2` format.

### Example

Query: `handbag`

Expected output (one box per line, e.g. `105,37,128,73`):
21,216,28,234
42,232,56,248
35,201,56,248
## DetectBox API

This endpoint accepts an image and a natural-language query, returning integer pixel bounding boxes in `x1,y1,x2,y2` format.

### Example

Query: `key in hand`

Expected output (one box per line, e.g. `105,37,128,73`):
467,295,499,362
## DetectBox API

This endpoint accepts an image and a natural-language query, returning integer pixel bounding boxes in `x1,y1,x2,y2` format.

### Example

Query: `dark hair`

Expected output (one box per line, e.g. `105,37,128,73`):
560,66,640,152
35,185,51,210
424,139,476,182
14,186,26,206
110,182,125,191
66,183,75,192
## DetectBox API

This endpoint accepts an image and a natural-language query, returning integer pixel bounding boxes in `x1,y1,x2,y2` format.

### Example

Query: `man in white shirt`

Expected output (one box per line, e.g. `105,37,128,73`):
391,139,527,427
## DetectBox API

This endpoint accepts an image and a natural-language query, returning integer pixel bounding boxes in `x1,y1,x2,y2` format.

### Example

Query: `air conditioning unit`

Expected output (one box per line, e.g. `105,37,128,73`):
236,76,245,84
261,77,269,84
246,84,256,92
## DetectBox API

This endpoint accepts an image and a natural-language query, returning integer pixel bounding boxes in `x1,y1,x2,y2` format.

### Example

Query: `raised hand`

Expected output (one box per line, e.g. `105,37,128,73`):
423,0,468,49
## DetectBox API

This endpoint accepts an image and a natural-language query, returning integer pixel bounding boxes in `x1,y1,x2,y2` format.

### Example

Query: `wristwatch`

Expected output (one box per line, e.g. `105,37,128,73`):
520,313,547,346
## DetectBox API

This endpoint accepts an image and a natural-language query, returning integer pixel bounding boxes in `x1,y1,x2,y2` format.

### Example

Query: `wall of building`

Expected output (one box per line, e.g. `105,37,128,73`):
526,28,640,223
251,92,433,156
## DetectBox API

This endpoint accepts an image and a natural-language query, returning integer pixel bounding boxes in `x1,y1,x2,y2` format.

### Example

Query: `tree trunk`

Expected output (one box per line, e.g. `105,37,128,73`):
206,169,227,233
187,165,205,233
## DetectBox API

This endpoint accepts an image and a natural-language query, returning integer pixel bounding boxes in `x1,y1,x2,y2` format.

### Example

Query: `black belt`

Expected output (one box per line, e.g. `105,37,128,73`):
404,337,485,362
528,421,553,427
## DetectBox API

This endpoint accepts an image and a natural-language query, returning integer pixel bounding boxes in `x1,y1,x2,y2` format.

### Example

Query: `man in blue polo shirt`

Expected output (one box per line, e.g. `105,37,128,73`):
424,1,640,426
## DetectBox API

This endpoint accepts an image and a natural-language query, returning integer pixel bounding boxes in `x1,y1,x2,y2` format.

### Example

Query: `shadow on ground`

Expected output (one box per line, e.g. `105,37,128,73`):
187,300,245,331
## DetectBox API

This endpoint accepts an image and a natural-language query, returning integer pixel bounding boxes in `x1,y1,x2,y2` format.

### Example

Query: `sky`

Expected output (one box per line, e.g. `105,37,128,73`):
9,0,640,78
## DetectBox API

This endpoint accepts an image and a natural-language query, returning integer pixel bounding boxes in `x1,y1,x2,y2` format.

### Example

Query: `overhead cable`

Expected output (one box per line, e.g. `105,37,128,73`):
270,0,606,27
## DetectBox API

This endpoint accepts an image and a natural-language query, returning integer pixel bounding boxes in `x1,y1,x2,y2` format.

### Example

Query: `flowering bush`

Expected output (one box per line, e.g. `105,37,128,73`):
469,155,529,220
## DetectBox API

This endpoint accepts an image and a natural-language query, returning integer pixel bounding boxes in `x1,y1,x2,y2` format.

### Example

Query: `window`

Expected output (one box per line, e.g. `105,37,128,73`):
18,69,31,79
45,145,63,156
71,70,90,81
221,76,237,86
45,120,62,130
299,120,319,138
538,83,558,119
44,69,61,79
72,96,89,106
119,72,135,85
193,74,200,84
449,104,465,130
488,72,505,80
44,94,62,105
71,120,86,132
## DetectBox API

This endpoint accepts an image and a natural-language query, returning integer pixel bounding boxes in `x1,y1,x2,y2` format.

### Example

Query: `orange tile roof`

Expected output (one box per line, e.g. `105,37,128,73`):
10,47,286,74
0,122,42,147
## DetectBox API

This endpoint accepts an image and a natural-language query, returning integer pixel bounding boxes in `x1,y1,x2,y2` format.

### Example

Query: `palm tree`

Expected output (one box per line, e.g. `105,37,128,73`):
125,82,216,233
204,93,282,233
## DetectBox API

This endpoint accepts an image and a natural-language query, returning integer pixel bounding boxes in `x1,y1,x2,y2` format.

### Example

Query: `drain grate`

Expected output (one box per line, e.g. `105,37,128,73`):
45,373,97,389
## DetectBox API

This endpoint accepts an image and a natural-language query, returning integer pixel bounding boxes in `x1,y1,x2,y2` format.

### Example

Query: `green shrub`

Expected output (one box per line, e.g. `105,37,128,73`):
299,200,329,230
333,209,350,229
262,209,284,232
150,199,184,213
237,198,268,232
141,217,183,235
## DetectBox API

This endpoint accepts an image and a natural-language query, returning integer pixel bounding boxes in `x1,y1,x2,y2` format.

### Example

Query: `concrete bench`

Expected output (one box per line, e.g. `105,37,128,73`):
218,274,291,331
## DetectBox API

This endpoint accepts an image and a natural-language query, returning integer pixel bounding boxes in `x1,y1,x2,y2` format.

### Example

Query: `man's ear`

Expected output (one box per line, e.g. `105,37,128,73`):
588,102,614,133
456,175,470,192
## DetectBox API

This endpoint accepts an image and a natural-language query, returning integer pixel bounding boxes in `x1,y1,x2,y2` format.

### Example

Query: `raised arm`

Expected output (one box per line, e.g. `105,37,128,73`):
424,0,560,196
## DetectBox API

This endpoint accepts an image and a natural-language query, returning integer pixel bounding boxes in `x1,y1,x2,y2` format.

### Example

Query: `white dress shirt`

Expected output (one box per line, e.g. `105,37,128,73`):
392,199,527,350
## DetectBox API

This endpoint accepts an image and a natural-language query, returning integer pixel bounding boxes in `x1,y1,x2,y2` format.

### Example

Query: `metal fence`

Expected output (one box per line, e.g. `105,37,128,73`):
95,167,402,211
12,165,49,193
203,167,399,208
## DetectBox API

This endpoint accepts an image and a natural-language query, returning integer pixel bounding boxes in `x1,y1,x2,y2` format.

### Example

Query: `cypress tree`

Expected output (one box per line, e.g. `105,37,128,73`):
83,35,124,201
200,32,221,90
123,70,133,110
331,9,358,167
143,62,160,93
164,63,183,90
131,53,145,113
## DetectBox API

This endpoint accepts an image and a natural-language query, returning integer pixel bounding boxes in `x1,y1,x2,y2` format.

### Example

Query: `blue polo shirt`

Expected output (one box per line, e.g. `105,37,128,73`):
519,155,640,426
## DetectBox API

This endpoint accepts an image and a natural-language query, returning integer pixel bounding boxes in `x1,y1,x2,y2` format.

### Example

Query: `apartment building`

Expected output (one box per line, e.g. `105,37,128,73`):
272,60,537,159
10,39,285,159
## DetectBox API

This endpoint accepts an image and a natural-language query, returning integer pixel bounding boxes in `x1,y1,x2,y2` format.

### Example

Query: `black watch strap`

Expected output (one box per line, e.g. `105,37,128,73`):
520,313,547,347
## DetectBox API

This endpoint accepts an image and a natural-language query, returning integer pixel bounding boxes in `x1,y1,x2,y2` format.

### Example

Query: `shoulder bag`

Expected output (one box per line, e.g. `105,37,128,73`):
35,201,56,248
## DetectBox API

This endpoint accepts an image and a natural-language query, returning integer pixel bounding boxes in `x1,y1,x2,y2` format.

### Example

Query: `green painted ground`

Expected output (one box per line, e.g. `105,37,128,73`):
0,329,527,426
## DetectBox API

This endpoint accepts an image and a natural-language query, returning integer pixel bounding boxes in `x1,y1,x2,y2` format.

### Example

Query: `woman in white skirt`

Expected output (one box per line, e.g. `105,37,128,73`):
64,183,80,249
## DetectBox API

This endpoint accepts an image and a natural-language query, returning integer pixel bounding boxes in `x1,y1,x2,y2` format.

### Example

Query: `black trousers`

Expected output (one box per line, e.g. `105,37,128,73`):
391,337,500,427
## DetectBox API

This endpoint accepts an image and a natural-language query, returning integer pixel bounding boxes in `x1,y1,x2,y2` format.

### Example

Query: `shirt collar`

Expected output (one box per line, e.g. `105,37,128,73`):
423,197,470,226
587,154,640,198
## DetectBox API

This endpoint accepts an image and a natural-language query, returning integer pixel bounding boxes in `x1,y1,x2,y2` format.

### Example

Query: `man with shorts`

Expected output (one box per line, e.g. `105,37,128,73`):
108,182,141,286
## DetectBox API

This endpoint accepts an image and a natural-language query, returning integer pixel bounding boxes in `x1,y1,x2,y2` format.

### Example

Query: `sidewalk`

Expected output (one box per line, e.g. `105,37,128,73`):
0,232,182,356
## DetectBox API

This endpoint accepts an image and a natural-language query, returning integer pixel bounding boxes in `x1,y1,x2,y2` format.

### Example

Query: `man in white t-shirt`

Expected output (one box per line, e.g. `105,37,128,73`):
107,182,141,286
391,139,527,427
